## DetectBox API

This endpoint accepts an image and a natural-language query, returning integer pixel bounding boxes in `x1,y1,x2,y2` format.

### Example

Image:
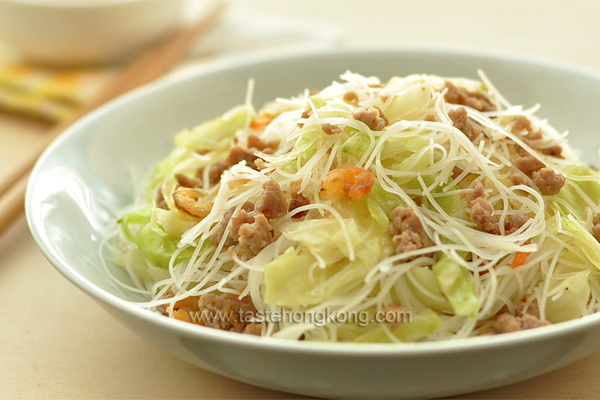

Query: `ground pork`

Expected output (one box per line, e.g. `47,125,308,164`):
512,116,563,158
463,182,499,234
493,313,521,333
211,207,236,247
510,172,531,187
196,293,258,333
288,196,311,218
212,180,284,257
444,81,496,112
519,313,551,330
322,123,342,135
288,180,310,218
229,209,257,242
297,109,312,128
539,145,563,158
511,153,566,196
211,202,255,247
518,301,541,317
593,213,600,242
493,312,550,334
468,197,499,234
451,166,464,180
532,167,566,196
463,185,531,235
209,146,260,184
514,144,528,156
510,155,545,178
462,180,488,203
301,110,312,119
511,115,534,134
238,213,274,259
247,134,279,152
391,231,423,255
225,146,259,170
208,161,228,185
504,213,532,234
526,129,544,141
389,206,431,255
175,173,202,188
493,300,551,333
448,107,480,141
352,106,388,131
255,179,287,220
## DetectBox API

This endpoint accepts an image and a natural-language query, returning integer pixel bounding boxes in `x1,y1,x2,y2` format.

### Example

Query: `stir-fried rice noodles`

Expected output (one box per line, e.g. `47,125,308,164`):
103,71,600,343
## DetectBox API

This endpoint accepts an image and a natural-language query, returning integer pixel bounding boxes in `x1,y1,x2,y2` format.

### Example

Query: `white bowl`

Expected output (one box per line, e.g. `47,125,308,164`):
0,0,187,65
26,47,600,398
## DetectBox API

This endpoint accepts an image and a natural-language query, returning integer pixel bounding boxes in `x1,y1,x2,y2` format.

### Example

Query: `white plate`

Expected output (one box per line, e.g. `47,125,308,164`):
26,46,600,398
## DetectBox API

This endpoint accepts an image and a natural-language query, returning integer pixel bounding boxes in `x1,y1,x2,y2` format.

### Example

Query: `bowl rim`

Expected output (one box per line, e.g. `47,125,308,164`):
26,44,600,356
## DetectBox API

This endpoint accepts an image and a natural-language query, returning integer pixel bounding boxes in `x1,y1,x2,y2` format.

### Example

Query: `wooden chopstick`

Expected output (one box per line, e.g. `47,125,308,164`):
0,1,225,235
0,173,29,234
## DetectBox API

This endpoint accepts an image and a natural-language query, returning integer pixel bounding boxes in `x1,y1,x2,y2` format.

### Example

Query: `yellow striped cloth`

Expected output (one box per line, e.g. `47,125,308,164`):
0,64,113,122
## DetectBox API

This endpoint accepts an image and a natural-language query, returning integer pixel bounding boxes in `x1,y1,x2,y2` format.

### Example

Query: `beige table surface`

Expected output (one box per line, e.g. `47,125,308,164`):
3,1,600,399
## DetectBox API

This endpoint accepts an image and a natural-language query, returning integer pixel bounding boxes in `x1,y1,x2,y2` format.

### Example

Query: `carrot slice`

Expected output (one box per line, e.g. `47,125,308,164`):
171,296,200,311
250,117,273,130
511,252,530,268
173,309,191,322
